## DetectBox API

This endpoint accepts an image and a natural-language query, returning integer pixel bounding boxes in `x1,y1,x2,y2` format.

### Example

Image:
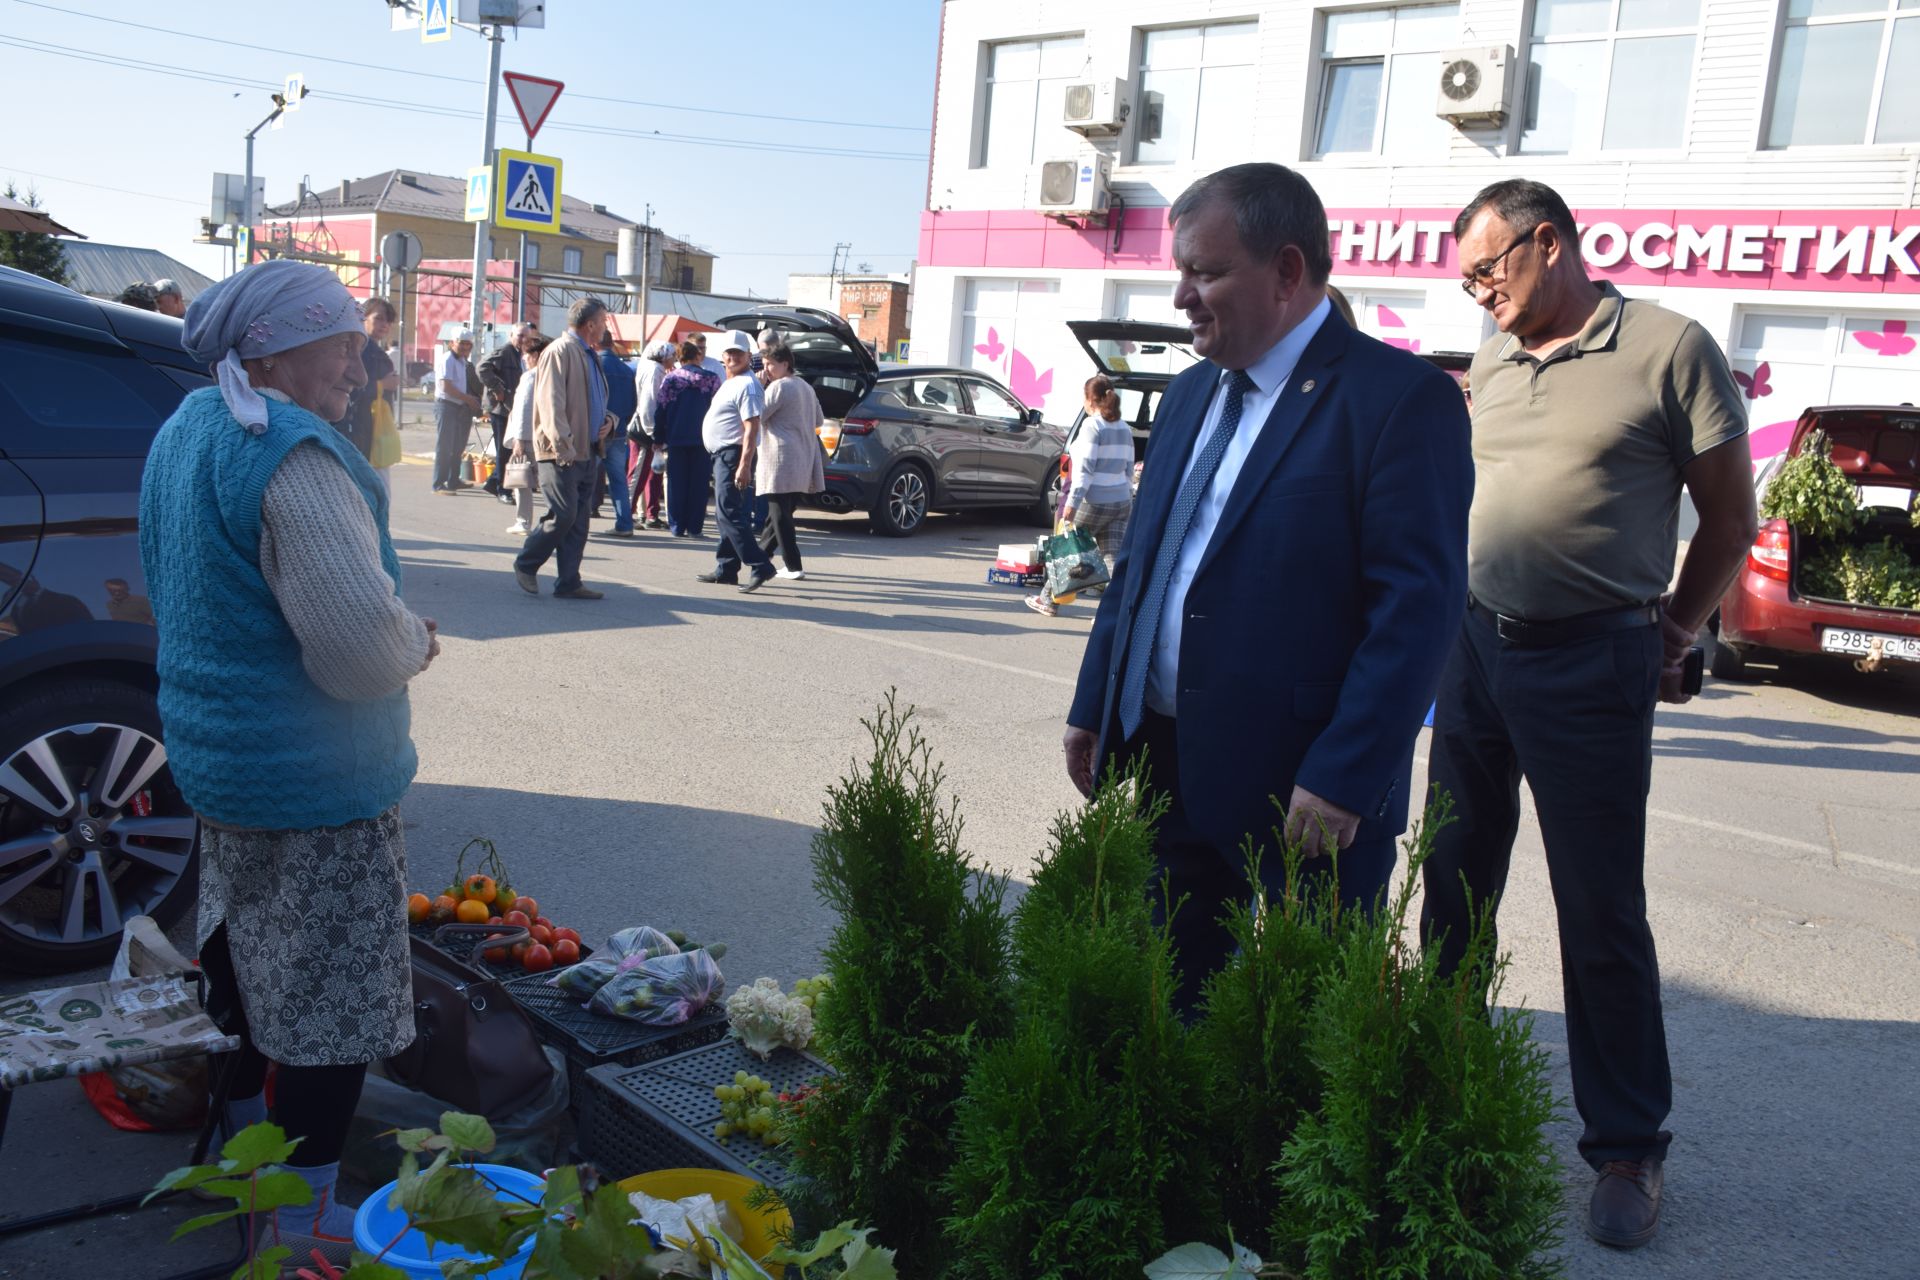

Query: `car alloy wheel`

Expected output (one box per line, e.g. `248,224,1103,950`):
0,718,199,967
884,467,929,534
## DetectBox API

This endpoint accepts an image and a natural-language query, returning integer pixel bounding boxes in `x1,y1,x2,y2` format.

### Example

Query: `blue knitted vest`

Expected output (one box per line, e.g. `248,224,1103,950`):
139,387,417,830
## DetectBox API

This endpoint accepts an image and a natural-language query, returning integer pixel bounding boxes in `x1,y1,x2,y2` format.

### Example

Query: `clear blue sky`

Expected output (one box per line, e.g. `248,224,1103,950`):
0,0,938,297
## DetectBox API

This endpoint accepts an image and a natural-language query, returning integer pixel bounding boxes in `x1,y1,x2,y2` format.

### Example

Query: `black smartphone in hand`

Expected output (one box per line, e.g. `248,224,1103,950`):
1682,645,1704,696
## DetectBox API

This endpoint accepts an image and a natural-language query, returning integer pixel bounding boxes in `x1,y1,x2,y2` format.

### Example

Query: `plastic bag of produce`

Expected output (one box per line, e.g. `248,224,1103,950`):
604,925,681,962
587,948,725,1025
552,958,623,1000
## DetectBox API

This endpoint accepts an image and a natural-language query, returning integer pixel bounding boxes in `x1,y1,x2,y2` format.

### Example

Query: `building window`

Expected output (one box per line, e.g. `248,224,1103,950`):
1767,0,1920,146
1521,0,1700,153
525,241,541,271
563,246,583,274
1314,5,1460,157
959,277,1064,409
977,34,1087,168
1133,21,1259,164
680,265,695,289
604,251,618,277
1730,306,1920,462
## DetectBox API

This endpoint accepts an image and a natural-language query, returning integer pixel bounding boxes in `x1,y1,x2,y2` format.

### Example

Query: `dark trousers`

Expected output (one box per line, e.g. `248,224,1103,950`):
484,413,509,492
757,492,806,571
711,445,774,579
201,924,368,1168
1121,709,1396,1020
665,444,710,536
1421,605,1671,1168
514,459,595,592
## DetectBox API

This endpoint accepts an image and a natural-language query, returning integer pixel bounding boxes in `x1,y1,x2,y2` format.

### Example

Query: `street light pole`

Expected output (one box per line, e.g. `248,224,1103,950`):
467,24,504,346
241,99,287,266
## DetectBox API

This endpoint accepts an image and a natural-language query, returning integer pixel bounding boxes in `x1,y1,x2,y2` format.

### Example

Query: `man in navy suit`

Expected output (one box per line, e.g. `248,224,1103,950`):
1062,163,1473,1011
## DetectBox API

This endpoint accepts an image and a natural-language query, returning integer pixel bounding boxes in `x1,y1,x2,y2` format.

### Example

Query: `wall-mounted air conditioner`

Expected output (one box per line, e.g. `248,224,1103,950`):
1062,79,1128,136
1033,152,1113,218
1435,46,1515,128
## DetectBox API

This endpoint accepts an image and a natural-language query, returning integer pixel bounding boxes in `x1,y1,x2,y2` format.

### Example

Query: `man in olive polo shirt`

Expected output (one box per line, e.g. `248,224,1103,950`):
1422,179,1757,1251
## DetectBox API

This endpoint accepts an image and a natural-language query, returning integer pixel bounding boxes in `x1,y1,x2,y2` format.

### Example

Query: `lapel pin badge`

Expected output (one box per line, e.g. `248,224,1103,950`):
1300,378,1316,393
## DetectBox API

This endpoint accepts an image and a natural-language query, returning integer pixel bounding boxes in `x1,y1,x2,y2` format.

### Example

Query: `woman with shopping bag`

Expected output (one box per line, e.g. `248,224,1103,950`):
1027,374,1135,617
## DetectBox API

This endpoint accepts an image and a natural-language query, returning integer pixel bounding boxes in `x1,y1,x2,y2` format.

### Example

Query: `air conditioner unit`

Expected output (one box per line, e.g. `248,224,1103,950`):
1435,46,1515,128
1034,153,1113,218
1062,78,1128,136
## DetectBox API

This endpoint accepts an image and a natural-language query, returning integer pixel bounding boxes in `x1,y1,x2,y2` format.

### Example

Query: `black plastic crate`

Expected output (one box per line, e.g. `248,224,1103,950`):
501,967,727,1103
578,1040,832,1185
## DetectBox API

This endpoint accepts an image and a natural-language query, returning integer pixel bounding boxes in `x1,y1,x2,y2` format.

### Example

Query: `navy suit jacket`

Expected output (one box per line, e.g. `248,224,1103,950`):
1067,308,1473,855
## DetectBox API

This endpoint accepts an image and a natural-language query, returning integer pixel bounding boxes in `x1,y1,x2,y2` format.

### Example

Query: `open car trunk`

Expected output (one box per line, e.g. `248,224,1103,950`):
1785,407,1920,612
716,305,878,420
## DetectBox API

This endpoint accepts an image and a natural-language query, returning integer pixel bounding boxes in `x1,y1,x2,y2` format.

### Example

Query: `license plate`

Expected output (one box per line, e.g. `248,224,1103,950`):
1819,628,1920,661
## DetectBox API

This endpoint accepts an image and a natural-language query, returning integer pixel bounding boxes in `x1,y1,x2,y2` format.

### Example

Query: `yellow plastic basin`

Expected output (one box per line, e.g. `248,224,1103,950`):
616,1168,791,1276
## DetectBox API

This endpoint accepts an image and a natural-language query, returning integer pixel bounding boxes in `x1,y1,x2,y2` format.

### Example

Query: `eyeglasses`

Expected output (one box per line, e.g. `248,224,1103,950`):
1459,226,1538,297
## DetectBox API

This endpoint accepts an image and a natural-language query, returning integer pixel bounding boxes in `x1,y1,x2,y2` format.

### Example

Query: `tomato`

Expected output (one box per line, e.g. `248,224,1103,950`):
428,894,459,925
511,941,530,964
514,896,539,921
488,915,502,926
455,898,491,925
534,916,554,931
503,910,531,929
552,939,580,965
483,944,509,963
406,893,430,925
530,924,554,947
553,927,581,947
522,943,554,973
463,874,498,904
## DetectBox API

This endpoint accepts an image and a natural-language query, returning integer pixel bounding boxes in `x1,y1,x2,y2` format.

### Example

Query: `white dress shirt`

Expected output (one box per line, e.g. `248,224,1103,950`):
1146,295,1332,715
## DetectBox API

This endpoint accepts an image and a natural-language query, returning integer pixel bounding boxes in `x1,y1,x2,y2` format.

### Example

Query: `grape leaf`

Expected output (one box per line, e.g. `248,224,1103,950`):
1144,1242,1236,1280
144,1163,223,1204
343,1261,411,1280
441,1111,497,1154
166,1206,243,1243
766,1221,861,1265
839,1235,901,1280
219,1121,301,1172
391,1127,437,1153
240,1247,292,1280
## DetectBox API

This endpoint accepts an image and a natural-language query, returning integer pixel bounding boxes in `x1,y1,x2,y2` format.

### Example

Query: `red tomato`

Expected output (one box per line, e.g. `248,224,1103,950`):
552,939,581,965
530,924,554,947
522,943,553,973
482,944,508,963
514,896,540,921
503,910,531,929
534,916,554,931
488,915,502,926
511,941,530,964
553,927,581,947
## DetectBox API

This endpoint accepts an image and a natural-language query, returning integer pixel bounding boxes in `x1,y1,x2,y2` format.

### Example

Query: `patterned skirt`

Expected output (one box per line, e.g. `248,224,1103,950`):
196,807,414,1066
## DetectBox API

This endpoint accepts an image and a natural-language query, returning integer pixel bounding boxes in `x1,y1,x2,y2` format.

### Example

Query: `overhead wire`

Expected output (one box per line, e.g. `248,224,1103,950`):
6,0,931,134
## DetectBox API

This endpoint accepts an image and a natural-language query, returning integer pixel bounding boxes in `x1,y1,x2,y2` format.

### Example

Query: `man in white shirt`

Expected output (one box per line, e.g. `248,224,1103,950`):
432,331,482,493
695,329,778,592
1060,163,1473,1014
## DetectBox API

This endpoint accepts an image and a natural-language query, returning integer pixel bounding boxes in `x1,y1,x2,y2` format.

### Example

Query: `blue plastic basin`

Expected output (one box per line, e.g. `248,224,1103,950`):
352,1162,545,1278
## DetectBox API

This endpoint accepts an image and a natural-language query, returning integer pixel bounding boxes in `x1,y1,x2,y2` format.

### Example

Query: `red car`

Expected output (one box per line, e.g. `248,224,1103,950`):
1712,406,1920,679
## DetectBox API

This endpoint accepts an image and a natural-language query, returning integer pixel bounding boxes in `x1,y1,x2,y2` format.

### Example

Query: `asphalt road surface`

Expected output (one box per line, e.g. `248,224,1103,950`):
4,440,1916,1278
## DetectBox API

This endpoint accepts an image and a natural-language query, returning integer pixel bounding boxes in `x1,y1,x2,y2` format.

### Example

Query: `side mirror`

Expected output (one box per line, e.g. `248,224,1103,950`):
1027,407,1044,426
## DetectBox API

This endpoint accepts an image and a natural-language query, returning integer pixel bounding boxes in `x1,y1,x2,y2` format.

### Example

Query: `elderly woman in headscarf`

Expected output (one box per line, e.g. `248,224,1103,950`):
138,260,439,1265
628,339,676,530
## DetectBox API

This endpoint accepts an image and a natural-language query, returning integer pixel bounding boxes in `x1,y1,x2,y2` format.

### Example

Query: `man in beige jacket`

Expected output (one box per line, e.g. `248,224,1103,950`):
513,297,614,598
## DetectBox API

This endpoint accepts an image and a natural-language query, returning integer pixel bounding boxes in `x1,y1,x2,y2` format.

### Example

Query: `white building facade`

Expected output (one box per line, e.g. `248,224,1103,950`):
914,0,1920,458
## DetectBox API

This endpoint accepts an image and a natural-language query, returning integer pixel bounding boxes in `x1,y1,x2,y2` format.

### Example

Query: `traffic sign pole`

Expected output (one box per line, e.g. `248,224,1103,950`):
467,24,503,350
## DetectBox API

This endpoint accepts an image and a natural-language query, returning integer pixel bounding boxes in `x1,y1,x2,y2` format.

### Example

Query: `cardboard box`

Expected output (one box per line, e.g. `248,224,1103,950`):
995,542,1043,570
987,567,1046,588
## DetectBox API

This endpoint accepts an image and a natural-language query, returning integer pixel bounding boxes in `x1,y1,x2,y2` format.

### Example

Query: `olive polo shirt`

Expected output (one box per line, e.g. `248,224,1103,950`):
1465,283,1748,621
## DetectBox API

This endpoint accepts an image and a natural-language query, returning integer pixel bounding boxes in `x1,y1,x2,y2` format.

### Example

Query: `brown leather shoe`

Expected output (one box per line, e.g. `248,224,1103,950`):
1588,1156,1663,1249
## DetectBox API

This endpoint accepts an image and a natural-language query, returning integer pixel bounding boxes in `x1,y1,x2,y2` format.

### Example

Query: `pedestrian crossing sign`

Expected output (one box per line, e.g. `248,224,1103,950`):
493,148,561,232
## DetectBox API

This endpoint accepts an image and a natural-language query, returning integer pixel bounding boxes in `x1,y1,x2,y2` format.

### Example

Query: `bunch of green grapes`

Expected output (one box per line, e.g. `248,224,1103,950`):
713,1070,782,1146
791,974,831,1010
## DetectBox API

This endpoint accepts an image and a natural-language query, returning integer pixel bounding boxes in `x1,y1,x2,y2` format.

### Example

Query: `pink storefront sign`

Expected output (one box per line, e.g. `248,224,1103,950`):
920,208,1920,293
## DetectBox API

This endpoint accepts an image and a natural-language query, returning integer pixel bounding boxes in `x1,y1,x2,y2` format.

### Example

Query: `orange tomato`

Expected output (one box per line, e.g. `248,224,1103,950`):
530,924,554,947
522,943,554,973
552,938,581,965
514,896,539,921
503,910,531,929
483,943,509,963
455,898,490,924
428,894,459,924
406,893,430,924
463,874,498,904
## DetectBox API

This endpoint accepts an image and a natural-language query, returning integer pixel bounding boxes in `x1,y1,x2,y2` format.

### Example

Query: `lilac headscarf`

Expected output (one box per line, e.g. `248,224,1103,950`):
181,260,364,434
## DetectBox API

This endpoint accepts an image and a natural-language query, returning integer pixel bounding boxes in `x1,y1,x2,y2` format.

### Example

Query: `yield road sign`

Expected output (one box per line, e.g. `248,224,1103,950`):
502,72,564,144
494,149,561,232
421,0,452,43
464,166,491,222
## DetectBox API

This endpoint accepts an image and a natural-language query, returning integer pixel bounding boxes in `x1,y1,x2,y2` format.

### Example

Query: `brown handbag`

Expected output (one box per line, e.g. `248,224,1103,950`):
383,924,552,1119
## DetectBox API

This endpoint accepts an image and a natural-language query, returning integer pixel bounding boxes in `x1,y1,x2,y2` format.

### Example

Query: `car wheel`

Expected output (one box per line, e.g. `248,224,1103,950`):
1706,622,1753,681
0,677,201,973
1029,458,1068,528
870,462,931,537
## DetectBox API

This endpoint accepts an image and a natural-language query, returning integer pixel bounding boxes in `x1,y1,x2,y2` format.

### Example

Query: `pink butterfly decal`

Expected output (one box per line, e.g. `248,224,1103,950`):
1732,361,1773,400
1747,420,1797,460
1008,348,1053,407
1852,320,1915,357
1377,305,1406,328
1383,337,1423,353
973,326,1005,364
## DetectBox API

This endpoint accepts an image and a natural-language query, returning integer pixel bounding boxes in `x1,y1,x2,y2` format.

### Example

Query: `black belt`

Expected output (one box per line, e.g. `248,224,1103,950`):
1469,596,1660,648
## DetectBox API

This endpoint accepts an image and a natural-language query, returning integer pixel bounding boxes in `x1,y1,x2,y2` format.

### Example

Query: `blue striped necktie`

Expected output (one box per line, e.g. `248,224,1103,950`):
1116,368,1257,742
